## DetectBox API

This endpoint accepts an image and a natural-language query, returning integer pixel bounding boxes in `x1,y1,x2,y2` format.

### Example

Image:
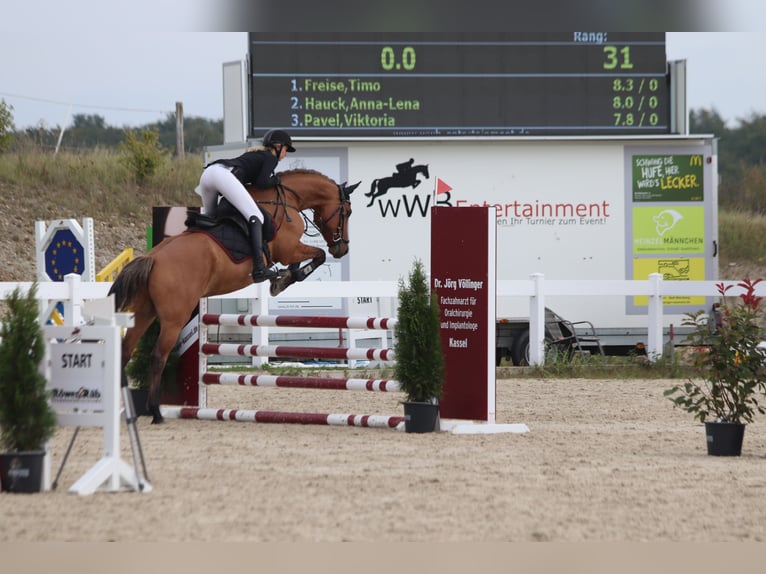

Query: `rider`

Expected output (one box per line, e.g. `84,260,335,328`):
196,129,296,283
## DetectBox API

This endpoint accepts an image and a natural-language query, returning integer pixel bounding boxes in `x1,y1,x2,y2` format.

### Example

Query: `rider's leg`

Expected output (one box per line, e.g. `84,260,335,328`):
196,166,226,215
247,216,277,282
199,165,277,282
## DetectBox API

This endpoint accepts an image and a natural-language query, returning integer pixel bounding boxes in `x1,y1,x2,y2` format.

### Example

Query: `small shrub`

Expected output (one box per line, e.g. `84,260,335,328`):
394,259,445,403
125,319,179,392
0,99,15,153
0,283,57,452
119,128,166,185
664,279,766,423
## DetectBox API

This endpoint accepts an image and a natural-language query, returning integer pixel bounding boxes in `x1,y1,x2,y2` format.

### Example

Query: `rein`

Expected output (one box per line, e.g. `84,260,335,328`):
255,182,350,247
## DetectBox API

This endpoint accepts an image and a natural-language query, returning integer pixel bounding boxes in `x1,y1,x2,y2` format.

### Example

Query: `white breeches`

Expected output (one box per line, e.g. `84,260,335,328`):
196,164,263,223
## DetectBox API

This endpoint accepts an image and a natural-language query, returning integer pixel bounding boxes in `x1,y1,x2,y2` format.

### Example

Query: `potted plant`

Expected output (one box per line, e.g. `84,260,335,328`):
125,318,180,416
0,283,57,492
394,259,445,433
664,279,766,456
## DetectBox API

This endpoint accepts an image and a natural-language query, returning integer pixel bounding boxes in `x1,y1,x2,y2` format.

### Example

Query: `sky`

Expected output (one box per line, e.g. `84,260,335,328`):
1,23,765,131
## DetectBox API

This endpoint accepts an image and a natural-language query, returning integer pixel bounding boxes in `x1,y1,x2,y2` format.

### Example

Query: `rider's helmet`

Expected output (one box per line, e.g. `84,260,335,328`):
262,129,296,152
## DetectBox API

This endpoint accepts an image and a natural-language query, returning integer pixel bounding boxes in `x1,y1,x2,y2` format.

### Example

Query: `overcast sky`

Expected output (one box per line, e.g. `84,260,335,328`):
1,28,764,131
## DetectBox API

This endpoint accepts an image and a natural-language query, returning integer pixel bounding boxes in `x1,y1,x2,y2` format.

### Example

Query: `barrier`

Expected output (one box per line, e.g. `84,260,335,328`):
95,247,134,282
163,407,404,428
202,373,400,392
201,313,396,330
5,274,766,364
160,302,404,429
200,342,395,361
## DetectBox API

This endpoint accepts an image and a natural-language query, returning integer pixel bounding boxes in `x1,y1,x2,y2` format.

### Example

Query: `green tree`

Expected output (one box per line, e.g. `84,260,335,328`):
394,259,445,403
0,283,57,452
0,98,15,153
689,107,728,137
151,113,223,154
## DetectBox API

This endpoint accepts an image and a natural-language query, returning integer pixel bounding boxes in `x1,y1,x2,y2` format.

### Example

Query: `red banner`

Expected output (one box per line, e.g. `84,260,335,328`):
431,206,496,421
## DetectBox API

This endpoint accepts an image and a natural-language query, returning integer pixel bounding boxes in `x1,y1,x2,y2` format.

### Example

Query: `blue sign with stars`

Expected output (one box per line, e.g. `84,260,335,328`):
45,229,84,281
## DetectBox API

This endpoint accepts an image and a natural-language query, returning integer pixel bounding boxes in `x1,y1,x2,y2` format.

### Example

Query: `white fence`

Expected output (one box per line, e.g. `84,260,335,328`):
3,273,764,364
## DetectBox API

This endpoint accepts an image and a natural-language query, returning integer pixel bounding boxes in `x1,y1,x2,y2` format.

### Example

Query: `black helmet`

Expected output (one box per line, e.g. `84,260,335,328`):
262,129,295,152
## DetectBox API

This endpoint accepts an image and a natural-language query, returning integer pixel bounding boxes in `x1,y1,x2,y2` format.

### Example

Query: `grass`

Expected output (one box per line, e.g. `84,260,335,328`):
718,209,766,267
0,148,202,223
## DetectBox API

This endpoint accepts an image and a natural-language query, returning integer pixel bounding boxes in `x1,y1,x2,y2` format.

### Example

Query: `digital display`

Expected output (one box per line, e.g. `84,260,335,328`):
249,33,670,138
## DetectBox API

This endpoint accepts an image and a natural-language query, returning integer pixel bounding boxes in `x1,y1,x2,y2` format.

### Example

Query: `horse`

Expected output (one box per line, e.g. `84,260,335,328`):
365,164,429,206
109,169,358,424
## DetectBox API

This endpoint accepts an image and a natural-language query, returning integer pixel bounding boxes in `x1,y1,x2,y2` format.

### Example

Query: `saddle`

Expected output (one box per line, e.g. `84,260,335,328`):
184,199,276,264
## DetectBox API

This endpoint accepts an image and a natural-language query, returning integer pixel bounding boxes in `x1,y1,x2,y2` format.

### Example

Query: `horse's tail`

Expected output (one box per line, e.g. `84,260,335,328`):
108,256,154,312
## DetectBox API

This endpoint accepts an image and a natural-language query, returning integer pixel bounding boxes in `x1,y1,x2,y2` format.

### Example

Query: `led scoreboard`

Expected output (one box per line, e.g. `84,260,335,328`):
248,32,670,138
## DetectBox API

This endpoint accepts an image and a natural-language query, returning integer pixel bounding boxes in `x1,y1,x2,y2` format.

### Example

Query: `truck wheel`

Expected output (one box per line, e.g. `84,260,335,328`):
511,331,530,366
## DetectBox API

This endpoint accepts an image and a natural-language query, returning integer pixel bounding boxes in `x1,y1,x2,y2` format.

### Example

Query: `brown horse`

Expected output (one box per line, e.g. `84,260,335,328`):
109,169,358,423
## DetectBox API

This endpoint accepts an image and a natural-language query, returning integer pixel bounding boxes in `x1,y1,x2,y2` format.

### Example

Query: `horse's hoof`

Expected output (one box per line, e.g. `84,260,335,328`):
270,280,285,296
269,273,291,296
149,405,164,424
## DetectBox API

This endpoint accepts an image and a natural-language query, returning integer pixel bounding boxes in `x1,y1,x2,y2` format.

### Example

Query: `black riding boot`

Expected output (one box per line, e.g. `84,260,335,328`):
248,216,277,283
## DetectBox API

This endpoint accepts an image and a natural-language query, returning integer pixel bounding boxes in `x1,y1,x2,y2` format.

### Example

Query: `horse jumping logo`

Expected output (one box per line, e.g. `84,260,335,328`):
365,158,429,207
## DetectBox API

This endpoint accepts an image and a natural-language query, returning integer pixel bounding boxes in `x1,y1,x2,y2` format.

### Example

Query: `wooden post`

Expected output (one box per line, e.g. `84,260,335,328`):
175,101,185,159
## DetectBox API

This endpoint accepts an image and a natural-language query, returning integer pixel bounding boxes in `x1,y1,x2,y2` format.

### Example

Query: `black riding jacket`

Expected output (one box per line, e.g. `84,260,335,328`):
208,149,280,189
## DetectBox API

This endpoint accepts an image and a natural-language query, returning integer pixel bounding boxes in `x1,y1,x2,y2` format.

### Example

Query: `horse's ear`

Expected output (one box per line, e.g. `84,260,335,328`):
344,181,361,195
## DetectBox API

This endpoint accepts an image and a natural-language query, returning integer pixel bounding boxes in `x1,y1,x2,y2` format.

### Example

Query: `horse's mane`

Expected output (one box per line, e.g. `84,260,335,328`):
281,168,336,183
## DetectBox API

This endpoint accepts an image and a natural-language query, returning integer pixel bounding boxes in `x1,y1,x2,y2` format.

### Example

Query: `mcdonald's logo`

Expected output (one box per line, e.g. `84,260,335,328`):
689,155,703,166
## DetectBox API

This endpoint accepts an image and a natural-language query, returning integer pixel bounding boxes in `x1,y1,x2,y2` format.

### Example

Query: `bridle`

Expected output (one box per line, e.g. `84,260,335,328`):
314,184,352,248
258,181,351,249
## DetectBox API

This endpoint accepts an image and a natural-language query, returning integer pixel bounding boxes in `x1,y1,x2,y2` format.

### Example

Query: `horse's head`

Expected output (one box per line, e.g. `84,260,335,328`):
279,169,358,259
314,180,358,258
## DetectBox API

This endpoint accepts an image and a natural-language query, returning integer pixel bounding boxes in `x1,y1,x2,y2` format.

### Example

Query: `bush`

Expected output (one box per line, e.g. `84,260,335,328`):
0,98,15,153
125,318,180,392
665,279,766,423
394,259,445,403
119,128,166,185
0,283,57,452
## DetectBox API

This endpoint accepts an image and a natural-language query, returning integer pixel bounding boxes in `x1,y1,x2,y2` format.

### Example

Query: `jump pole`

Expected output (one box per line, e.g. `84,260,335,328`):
162,407,404,429
159,301,405,429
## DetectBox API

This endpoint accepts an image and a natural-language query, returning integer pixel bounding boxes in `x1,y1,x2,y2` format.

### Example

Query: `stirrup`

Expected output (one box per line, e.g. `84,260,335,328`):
252,266,278,283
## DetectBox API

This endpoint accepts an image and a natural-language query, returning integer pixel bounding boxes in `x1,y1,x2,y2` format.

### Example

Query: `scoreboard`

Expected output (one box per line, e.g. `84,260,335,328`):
248,32,669,138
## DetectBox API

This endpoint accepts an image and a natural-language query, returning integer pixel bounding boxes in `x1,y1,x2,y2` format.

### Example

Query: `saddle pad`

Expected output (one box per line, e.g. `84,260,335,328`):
187,225,251,264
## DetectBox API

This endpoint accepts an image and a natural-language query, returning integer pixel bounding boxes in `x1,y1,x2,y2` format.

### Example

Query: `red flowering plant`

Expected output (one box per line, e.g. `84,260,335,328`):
665,279,766,424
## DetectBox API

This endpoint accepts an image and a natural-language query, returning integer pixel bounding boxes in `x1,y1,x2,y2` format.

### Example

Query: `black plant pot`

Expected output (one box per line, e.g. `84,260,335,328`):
0,451,45,493
403,401,439,433
130,388,150,417
705,421,745,456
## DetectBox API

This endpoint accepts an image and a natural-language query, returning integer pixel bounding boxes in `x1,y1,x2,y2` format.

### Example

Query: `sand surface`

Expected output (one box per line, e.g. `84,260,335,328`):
2,377,765,542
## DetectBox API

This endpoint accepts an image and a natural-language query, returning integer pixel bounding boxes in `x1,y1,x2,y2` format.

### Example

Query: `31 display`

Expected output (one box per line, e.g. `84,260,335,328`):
249,32,670,138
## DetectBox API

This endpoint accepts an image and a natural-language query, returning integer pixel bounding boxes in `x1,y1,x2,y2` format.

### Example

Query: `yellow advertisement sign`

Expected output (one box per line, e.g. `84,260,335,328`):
632,258,706,306
632,206,705,255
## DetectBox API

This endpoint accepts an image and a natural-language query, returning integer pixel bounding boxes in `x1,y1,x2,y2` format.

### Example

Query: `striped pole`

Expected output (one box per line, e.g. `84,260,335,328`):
201,343,395,362
201,314,396,330
202,372,400,392
162,406,404,429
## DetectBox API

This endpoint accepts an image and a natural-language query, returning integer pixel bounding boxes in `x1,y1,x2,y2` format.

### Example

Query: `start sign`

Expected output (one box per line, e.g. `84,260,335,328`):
48,341,105,412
